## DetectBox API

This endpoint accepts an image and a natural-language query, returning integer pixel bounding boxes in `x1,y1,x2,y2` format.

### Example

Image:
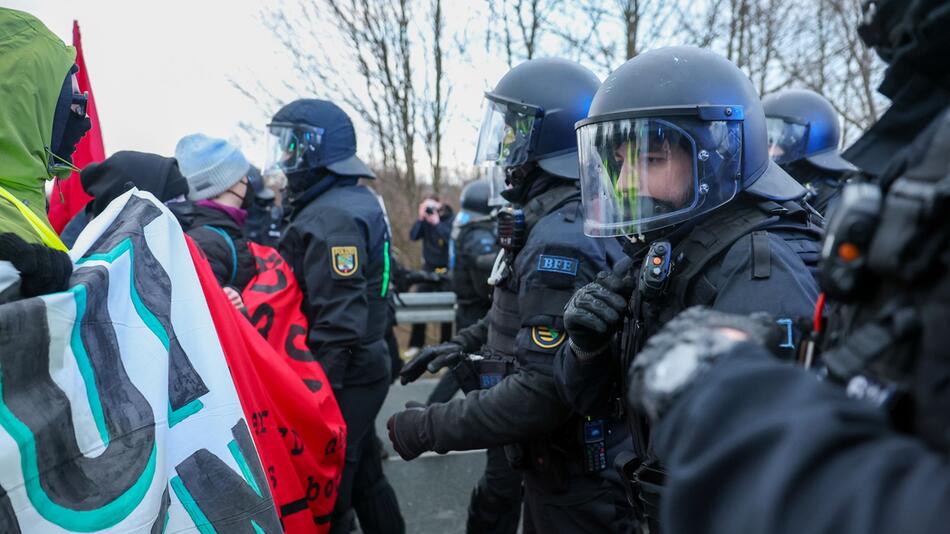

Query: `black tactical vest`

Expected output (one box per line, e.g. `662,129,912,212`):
484,186,580,359
820,109,950,450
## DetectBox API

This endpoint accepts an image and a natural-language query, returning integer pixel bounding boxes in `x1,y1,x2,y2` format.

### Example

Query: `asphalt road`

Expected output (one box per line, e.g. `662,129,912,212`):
368,377,489,534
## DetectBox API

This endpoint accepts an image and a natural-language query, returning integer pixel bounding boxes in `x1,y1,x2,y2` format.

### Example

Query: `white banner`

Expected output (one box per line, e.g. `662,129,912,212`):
0,191,281,533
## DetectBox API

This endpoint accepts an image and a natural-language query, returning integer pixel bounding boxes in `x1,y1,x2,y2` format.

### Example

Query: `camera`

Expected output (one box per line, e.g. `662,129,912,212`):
425,206,435,215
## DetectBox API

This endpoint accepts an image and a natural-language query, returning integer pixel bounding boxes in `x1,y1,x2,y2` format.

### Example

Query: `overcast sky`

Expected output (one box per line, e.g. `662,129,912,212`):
5,0,511,181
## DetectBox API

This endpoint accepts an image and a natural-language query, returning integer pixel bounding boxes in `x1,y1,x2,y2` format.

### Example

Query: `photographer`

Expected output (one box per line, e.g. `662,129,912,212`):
406,194,454,355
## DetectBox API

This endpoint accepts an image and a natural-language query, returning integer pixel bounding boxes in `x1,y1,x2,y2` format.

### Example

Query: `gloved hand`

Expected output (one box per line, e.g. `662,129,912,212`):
399,341,463,385
386,401,431,461
563,271,634,360
0,233,72,298
627,306,783,421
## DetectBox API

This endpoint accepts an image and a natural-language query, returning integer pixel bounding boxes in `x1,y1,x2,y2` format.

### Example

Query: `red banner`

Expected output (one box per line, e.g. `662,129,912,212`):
49,20,105,233
188,237,346,533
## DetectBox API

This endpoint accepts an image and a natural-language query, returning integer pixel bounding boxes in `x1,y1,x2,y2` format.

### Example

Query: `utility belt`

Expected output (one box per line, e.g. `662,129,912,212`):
505,415,618,492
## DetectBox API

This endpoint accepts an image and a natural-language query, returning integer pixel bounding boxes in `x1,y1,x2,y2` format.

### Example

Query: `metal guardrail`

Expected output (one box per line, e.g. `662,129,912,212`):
394,291,456,324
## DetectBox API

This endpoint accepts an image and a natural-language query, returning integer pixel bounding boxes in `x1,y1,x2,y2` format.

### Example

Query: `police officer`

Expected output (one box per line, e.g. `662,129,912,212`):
451,178,498,330
763,88,857,214
391,57,634,533
622,1,950,532
555,45,824,530
244,164,284,248
424,177,499,405
270,99,404,534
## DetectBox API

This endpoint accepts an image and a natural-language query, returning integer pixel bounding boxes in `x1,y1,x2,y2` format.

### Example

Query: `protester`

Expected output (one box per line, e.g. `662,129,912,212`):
60,150,190,246
170,133,256,310
0,8,88,301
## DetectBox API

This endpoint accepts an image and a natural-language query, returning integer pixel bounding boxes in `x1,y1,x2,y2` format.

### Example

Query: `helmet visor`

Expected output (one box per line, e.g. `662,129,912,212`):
474,97,542,168
577,117,742,236
485,166,510,206
766,117,808,164
264,122,325,176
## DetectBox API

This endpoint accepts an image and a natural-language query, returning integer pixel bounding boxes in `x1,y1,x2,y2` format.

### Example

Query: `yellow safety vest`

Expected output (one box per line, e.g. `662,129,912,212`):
0,184,68,252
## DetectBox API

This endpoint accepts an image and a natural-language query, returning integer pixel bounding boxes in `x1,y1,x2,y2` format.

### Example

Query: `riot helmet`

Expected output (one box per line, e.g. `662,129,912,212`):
460,178,492,216
473,58,600,203
265,99,375,194
763,89,856,173
576,46,805,238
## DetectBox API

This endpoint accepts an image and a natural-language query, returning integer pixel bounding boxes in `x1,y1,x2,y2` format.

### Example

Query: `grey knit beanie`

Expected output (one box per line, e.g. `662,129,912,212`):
175,133,250,201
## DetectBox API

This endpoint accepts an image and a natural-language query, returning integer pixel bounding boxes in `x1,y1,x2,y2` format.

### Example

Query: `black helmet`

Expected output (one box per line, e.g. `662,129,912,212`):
575,46,804,237
763,89,856,173
474,57,600,183
460,178,492,215
264,99,375,192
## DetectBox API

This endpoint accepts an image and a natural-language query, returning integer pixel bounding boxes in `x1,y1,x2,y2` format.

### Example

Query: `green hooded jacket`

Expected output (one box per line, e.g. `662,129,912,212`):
0,8,75,244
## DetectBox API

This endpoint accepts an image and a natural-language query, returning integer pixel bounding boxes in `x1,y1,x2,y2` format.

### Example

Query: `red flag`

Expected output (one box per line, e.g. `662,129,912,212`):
48,20,105,233
188,237,347,533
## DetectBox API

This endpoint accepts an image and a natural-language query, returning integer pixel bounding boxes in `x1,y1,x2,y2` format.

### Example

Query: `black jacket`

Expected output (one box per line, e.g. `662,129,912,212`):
451,214,497,327
170,202,255,291
410,215,452,270
554,193,823,416
653,107,950,534
417,180,625,450
279,178,391,389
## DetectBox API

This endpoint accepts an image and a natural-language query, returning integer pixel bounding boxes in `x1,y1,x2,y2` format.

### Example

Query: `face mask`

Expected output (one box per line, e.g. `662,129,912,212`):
48,69,91,176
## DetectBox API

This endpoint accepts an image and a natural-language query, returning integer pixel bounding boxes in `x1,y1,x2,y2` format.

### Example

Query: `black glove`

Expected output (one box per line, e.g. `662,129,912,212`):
563,271,634,360
399,341,462,385
0,233,72,298
386,401,431,461
627,306,783,421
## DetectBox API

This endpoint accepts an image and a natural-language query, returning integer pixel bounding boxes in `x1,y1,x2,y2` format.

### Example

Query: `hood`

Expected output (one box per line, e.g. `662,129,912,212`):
81,151,189,215
0,8,76,219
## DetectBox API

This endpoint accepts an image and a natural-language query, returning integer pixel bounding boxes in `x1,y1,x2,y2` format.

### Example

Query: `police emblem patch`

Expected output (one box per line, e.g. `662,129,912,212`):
331,246,359,277
531,325,565,349
536,255,578,276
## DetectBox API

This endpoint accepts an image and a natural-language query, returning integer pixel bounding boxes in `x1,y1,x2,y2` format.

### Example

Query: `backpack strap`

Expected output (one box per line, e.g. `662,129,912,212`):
203,225,238,286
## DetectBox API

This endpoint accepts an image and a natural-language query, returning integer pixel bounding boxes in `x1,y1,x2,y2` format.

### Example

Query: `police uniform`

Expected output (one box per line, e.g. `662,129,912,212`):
280,178,403,533
415,180,635,533
451,212,497,330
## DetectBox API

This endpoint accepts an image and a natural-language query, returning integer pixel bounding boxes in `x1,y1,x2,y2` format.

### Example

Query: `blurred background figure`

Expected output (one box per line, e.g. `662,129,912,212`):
243,164,285,248
426,177,498,405
405,194,454,358
764,88,857,215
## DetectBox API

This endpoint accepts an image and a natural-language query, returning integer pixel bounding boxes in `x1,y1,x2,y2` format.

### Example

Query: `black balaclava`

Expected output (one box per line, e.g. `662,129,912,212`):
49,66,92,173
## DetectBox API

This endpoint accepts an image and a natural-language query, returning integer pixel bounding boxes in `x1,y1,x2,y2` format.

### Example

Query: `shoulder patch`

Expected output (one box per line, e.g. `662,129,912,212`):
537,254,578,276
330,246,359,277
531,325,565,349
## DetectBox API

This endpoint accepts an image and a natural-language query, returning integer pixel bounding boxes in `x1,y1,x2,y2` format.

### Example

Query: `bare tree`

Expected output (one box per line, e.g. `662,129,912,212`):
485,0,563,67
422,0,449,193
235,0,458,201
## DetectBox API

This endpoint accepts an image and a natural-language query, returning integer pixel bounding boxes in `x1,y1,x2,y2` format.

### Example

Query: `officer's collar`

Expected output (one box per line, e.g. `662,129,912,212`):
290,173,358,210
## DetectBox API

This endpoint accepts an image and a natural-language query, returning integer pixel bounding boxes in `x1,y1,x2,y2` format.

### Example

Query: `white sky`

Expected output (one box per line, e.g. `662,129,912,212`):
3,0,511,181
